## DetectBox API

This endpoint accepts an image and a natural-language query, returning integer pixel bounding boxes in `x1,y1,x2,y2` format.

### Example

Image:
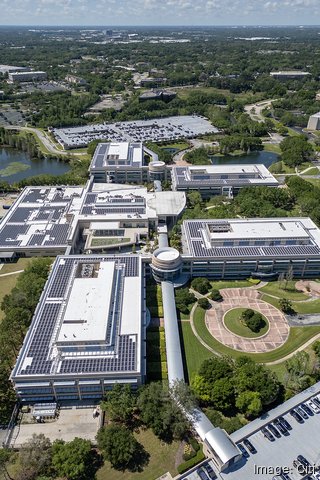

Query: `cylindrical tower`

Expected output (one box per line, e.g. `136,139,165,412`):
148,160,166,181
151,247,182,283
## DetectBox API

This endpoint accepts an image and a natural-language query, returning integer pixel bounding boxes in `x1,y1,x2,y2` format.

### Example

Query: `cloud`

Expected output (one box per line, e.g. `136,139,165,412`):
0,0,319,25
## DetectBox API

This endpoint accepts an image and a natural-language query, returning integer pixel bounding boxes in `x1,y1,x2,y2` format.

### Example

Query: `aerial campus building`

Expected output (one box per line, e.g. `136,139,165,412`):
89,141,168,183
307,111,320,130
181,217,320,279
0,182,186,260
171,164,278,198
11,255,146,402
8,71,47,83
270,70,311,80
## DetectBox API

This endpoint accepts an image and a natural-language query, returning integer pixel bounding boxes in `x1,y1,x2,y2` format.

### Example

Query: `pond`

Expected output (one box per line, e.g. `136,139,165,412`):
210,150,279,168
0,147,70,183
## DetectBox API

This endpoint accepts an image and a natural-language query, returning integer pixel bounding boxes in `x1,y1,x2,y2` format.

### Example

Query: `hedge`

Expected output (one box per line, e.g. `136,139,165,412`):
177,447,205,474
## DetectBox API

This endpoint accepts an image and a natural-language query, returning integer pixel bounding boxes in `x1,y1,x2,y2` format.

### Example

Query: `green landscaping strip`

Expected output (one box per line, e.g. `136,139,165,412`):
258,281,308,301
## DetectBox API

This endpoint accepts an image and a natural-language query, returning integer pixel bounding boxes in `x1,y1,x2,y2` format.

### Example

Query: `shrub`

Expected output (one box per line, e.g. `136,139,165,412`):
245,313,266,333
210,289,223,301
177,447,205,474
198,298,210,310
191,277,211,295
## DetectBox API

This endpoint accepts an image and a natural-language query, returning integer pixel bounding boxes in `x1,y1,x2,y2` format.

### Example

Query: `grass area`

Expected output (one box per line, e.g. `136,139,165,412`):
0,273,20,322
97,428,180,480
91,237,131,246
263,143,281,154
224,308,269,338
0,257,49,274
179,321,212,382
262,292,320,314
193,306,320,363
303,167,319,175
210,279,260,290
146,282,163,317
303,177,320,188
258,280,308,301
0,162,30,177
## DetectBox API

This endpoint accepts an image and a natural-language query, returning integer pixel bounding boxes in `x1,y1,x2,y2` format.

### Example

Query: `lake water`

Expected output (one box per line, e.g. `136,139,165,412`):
0,147,70,183
210,151,279,168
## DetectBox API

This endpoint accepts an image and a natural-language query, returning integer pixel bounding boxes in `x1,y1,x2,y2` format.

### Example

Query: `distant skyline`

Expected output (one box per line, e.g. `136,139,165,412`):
1,0,320,26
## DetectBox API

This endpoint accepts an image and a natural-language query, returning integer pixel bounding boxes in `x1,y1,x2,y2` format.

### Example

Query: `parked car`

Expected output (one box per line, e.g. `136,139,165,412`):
237,443,249,458
297,455,310,467
290,409,304,423
280,473,292,480
278,416,292,430
274,419,288,435
197,468,209,480
306,399,320,414
262,427,275,441
268,424,281,438
312,396,320,408
243,438,257,454
297,406,308,419
203,463,216,479
300,403,313,416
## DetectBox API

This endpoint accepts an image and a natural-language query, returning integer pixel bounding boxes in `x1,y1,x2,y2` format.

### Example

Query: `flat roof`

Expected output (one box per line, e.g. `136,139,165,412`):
90,142,144,170
0,186,84,252
182,218,320,259
11,255,144,381
171,164,278,188
57,261,114,343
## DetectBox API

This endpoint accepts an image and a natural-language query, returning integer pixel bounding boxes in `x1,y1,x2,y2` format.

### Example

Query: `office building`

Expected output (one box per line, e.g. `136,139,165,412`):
8,71,47,83
307,112,320,130
171,164,278,198
270,70,311,80
11,254,146,402
181,218,320,279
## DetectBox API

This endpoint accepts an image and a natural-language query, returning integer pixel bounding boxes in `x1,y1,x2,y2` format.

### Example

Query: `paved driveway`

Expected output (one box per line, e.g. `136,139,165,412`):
205,288,289,353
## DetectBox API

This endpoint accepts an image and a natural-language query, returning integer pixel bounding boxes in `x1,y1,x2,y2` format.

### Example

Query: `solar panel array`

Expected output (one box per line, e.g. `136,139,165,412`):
16,256,140,378
0,224,29,245
23,189,50,203
27,234,46,246
43,224,70,246
184,221,320,258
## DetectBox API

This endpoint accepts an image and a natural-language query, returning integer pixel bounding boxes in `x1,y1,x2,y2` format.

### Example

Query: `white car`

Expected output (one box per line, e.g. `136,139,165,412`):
306,400,320,414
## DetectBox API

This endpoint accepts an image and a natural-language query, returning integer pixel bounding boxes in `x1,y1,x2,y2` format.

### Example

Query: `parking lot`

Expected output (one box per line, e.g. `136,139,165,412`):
223,383,320,480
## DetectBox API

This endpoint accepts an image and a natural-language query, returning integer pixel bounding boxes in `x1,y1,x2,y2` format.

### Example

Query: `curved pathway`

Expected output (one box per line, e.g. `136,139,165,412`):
205,288,289,353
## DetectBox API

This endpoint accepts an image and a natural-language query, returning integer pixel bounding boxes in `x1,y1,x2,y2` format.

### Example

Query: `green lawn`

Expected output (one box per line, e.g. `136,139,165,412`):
160,142,189,151
96,428,180,480
224,308,269,338
210,279,260,290
303,177,320,188
192,307,320,363
303,167,319,175
0,273,20,322
0,257,33,274
179,321,212,382
263,143,281,154
262,293,320,314
258,280,308,301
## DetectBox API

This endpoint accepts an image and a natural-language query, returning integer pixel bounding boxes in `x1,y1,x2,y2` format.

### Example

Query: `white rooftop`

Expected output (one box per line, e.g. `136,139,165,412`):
57,261,114,344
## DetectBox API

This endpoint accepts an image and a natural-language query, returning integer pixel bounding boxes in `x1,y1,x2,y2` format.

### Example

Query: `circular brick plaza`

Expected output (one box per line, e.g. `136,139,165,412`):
205,288,290,353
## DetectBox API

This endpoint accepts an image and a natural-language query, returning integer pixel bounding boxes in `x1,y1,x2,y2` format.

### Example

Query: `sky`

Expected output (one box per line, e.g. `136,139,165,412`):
1,0,320,26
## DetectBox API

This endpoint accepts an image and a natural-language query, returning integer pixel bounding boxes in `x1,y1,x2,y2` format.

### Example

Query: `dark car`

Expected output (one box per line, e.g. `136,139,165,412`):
297,455,310,467
274,419,288,435
293,459,307,475
280,473,292,480
268,424,281,438
243,438,257,454
237,443,249,458
197,468,209,480
262,427,275,441
300,403,313,416
203,463,216,479
290,409,304,423
297,406,308,419
278,416,292,431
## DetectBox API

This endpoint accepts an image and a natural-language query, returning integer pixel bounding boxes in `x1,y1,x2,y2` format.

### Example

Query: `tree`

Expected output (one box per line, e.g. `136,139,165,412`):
52,438,94,480
187,191,202,208
101,383,136,424
244,312,266,333
241,309,255,322
191,374,211,402
15,434,52,480
236,391,262,418
96,425,144,470
0,448,13,480
191,277,211,295
170,379,197,413
279,297,294,314
198,298,210,310
175,288,196,314
210,289,223,302
210,378,235,413
280,135,313,167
